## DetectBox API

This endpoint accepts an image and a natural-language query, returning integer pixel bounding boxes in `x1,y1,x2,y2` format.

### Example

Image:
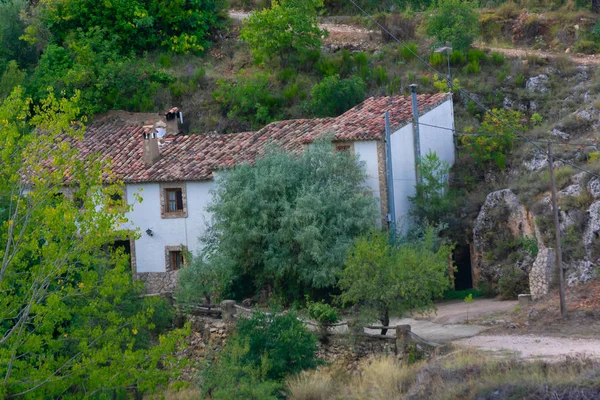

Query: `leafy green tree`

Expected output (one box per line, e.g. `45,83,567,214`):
0,88,187,398
425,0,478,52
338,227,452,335
409,152,457,225
460,109,523,169
22,0,227,55
240,0,328,67
308,75,367,117
0,61,26,100
204,139,378,301
0,0,36,68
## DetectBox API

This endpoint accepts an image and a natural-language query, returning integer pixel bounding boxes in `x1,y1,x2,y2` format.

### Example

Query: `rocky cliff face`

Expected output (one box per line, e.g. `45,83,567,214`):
472,181,600,300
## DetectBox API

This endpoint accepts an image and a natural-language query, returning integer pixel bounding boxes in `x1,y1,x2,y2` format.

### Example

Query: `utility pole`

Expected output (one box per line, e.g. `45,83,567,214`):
548,142,567,318
410,84,421,184
384,111,396,244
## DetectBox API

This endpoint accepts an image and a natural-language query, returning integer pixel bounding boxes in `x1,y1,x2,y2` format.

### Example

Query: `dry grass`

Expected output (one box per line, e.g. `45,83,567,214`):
286,349,600,400
145,387,202,400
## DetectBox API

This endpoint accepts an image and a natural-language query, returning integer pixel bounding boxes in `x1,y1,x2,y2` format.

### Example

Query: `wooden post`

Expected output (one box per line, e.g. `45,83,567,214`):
220,300,237,323
548,142,567,318
395,325,411,355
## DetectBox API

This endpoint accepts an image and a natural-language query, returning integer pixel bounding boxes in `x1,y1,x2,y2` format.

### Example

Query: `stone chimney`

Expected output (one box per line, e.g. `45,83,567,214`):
164,107,183,136
142,124,160,167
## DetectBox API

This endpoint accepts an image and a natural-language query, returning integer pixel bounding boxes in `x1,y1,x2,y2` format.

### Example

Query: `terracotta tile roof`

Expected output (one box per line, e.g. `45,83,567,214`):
74,93,448,183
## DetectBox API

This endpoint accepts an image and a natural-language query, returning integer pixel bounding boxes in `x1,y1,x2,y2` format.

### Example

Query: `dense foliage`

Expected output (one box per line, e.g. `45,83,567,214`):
409,152,458,225
0,88,187,397
201,311,319,397
214,71,283,128
240,0,328,67
203,139,378,301
21,0,227,55
425,0,479,52
175,254,232,305
308,75,367,117
461,109,523,169
339,227,452,334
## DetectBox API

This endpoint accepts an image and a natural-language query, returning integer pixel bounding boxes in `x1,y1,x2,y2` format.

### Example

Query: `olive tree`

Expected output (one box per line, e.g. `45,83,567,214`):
200,139,378,302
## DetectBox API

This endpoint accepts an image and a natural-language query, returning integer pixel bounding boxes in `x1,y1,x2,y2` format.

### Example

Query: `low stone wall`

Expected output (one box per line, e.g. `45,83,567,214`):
135,271,178,294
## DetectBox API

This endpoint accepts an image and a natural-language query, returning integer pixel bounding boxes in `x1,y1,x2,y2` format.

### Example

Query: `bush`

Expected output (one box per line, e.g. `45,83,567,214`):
237,311,320,380
400,42,419,61
213,71,282,127
200,341,281,399
425,0,479,52
467,49,488,64
308,75,366,117
375,12,416,42
429,52,446,67
498,266,529,300
450,49,467,65
461,109,523,169
175,255,233,306
464,59,481,74
373,65,389,85
574,40,598,54
443,288,483,300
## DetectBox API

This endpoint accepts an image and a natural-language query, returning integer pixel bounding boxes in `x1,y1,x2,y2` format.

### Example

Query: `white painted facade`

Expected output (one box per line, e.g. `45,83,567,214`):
124,98,454,274
390,98,455,229
124,181,214,273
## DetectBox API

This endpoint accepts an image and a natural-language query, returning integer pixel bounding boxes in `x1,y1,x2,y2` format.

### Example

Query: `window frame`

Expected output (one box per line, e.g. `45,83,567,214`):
160,182,188,219
165,245,187,272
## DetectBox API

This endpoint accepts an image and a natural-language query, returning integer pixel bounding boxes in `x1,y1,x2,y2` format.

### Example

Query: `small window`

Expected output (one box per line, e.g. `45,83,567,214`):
335,144,351,153
165,188,183,213
110,193,122,202
169,250,184,271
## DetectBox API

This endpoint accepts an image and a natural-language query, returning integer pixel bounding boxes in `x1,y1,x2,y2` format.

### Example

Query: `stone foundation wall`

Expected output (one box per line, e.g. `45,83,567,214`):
136,271,178,293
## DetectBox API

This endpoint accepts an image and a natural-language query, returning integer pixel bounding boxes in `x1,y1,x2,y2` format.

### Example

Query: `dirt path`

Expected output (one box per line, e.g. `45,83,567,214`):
481,46,600,66
454,334,600,359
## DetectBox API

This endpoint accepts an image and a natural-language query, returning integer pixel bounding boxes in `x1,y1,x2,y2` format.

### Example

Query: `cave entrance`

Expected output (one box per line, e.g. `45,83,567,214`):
453,243,473,290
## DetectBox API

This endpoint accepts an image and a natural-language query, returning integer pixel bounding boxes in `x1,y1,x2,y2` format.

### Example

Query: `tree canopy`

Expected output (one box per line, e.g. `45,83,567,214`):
425,0,478,52
240,0,328,67
201,139,378,302
338,227,452,334
0,88,186,398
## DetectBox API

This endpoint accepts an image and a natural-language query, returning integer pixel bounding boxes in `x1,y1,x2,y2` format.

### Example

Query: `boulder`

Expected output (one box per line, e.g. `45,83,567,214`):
526,74,549,93
551,128,570,140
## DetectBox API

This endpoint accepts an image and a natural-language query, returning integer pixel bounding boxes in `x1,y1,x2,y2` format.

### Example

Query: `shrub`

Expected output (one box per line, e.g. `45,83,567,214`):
464,59,481,74
400,42,419,61
420,74,431,85
461,109,523,169
305,297,339,340
374,65,389,85
308,75,366,117
338,50,354,77
157,53,173,68
498,266,529,300
237,311,320,380
429,52,446,67
200,341,281,399
497,69,507,83
175,255,233,306
530,113,543,125
213,71,282,127
491,51,505,65
375,12,416,42
443,288,483,300
574,40,598,54
316,58,338,77
467,49,488,64
283,83,300,103
515,73,525,86
450,49,467,65
425,0,479,52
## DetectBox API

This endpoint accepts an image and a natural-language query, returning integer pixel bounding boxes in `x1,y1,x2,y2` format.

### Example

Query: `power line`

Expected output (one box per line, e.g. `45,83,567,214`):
347,0,600,182
418,122,600,148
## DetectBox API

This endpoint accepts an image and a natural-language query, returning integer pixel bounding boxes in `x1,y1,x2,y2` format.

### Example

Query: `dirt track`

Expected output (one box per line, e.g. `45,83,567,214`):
455,334,600,359
482,46,600,66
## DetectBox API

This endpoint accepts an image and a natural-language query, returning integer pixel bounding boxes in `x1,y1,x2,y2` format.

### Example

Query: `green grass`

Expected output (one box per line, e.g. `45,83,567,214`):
443,288,484,300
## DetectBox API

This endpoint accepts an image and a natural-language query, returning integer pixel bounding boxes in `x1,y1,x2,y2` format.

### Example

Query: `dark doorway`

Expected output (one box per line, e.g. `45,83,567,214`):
453,243,473,290
110,240,132,270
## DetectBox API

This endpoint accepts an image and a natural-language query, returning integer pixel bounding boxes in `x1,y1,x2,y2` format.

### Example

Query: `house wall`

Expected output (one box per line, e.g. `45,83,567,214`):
353,140,382,214
389,98,455,230
124,181,215,292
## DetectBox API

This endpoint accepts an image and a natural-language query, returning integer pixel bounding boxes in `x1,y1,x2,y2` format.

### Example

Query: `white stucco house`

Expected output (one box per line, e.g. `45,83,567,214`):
74,93,455,292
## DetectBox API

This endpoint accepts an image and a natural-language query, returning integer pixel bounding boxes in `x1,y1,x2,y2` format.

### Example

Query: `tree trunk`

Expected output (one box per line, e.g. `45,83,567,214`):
380,308,390,336
593,0,600,13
